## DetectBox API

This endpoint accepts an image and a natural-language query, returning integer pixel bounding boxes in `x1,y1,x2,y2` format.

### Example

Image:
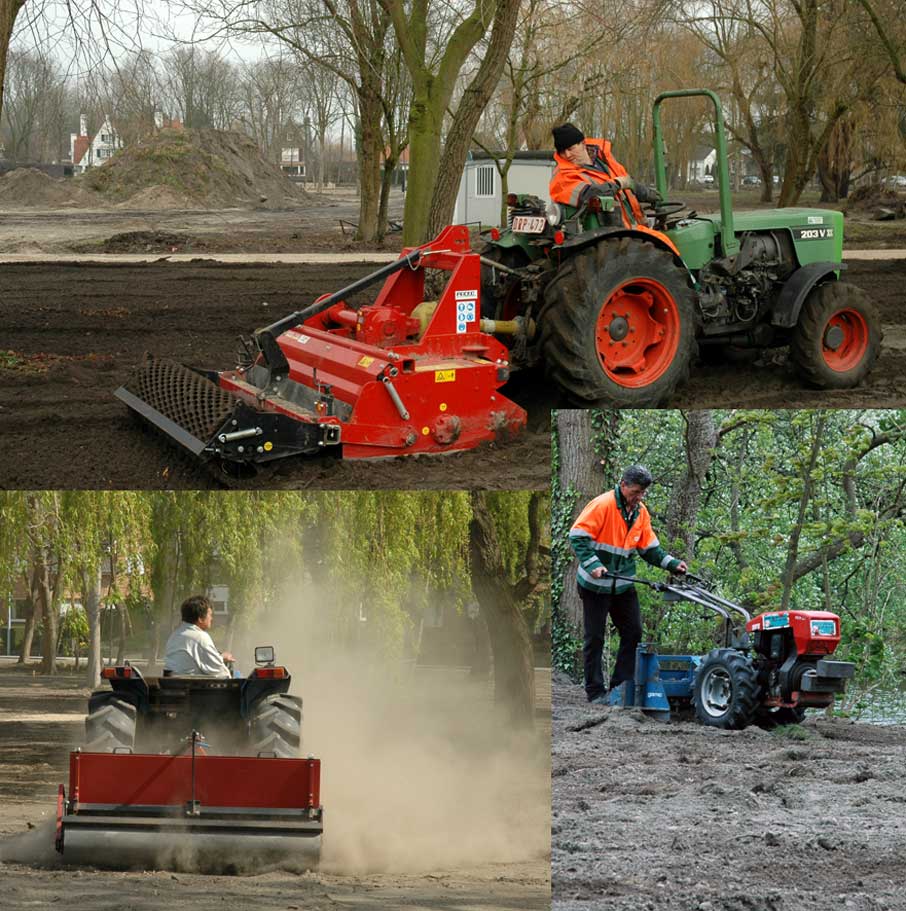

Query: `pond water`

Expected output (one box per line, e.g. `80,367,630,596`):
833,686,906,726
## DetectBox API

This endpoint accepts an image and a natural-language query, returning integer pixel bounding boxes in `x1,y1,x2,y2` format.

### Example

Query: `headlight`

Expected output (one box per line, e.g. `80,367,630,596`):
545,200,561,225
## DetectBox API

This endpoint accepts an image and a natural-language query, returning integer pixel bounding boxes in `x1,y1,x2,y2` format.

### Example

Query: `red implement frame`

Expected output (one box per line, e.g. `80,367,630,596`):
218,225,526,459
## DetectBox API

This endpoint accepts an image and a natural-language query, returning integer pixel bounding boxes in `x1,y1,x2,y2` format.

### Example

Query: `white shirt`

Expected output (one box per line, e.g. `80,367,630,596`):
163,622,231,677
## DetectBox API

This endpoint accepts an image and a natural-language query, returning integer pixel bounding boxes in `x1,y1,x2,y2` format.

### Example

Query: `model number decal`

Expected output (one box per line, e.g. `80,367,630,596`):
793,226,835,240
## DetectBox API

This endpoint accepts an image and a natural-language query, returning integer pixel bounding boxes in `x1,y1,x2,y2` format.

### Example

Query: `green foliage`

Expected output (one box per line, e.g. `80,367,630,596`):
772,724,814,741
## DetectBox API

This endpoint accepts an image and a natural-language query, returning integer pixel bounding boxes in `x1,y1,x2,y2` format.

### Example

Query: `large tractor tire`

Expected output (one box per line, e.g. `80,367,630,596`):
479,245,530,321
790,281,882,388
540,237,696,406
692,648,760,730
250,693,302,759
85,691,137,752
754,705,807,731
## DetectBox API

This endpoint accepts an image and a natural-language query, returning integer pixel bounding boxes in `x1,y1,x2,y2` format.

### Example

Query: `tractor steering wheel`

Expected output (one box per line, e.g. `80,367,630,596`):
647,200,687,230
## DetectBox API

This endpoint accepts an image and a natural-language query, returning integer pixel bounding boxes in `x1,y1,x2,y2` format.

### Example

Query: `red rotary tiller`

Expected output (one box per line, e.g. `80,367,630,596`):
115,225,526,464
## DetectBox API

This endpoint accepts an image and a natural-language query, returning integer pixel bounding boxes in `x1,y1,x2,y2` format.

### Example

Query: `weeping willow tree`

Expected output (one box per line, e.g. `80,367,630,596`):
0,490,548,724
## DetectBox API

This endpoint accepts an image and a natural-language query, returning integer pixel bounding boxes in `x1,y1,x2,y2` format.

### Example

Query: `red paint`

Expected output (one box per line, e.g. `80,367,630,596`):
70,752,321,810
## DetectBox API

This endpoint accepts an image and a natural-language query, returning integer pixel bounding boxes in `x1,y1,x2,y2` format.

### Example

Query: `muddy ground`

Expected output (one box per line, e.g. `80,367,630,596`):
1,258,904,488
552,674,906,911
0,662,551,910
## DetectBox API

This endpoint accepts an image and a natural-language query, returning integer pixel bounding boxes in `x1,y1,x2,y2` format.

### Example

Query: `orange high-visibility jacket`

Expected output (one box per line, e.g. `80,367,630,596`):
549,139,677,254
569,487,681,594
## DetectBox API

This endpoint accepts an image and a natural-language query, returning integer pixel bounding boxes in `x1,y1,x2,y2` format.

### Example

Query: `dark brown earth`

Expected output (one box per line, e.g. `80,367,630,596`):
0,662,551,910
1,258,903,489
0,261,552,490
551,674,906,911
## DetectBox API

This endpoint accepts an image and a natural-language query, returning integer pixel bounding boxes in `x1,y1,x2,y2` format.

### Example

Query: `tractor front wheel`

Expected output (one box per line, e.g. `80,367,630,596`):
85,691,137,752
541,238,696,406
250,693,302,759
791,282,882,388
692,648,760,730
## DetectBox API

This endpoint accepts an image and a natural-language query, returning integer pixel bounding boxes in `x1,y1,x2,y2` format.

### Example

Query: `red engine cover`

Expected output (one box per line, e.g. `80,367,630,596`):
747,610,841,657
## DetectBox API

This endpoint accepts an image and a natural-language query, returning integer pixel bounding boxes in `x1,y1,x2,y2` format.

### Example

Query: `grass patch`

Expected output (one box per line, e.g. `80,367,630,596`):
772,724,814,741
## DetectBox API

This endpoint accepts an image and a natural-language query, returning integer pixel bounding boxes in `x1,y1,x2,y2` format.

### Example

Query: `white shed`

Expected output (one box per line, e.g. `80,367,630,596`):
453,151,556,228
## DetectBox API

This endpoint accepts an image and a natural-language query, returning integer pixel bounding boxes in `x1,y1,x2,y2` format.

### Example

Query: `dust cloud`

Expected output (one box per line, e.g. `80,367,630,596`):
247,583,551,875
0,820,60,867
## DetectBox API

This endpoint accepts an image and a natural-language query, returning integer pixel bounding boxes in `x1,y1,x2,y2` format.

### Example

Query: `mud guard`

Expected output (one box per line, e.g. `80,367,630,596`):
556,225,682,261
771,261,845,328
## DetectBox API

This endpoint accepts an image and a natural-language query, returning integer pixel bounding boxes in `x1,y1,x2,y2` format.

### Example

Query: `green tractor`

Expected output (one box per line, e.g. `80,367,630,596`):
480,89,882,406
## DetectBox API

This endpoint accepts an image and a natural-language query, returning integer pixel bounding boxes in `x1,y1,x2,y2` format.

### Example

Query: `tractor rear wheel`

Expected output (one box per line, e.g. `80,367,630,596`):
754,705,807,730
692,648,760,730
250,693,302,759
791,282,882,388
541,237,696,406
85,691,137,752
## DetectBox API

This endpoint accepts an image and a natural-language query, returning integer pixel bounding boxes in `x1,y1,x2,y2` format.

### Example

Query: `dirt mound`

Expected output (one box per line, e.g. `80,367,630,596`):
117,185,202,210
82,128,305,209
100,230,193,253
845,184,905,219
0,168,102,209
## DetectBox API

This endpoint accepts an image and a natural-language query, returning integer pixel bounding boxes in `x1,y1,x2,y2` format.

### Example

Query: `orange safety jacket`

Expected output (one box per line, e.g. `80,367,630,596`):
569,487,681,594
549,139,678,255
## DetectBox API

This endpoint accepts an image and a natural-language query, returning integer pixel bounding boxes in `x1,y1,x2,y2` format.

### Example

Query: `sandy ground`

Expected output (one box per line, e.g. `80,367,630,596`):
0,662,551,910
551,673,906,911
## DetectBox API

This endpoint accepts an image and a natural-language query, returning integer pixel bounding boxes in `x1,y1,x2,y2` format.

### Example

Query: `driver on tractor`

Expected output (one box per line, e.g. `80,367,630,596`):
163,595,235,677
550,123,674,250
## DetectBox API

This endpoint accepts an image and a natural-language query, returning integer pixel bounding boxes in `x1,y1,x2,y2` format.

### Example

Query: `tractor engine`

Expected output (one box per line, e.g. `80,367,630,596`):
746,609,854,709
697,231,796,328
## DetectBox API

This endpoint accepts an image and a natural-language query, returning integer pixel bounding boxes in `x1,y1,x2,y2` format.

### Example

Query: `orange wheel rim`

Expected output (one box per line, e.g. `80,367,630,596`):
822,308,869,372
595,278,681,387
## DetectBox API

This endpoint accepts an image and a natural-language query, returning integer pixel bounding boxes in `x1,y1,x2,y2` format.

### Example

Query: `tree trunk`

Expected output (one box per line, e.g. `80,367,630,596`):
83,563,103,690
664,411,718,559
554,410,601,630
0,0,26,123
426,0,522,238
38,556,57,675
468,492,536,728
401,95,445,245
116,603,128,665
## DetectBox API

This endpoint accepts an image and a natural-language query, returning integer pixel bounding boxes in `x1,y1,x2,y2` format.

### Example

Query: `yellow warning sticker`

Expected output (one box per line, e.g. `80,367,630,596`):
435,369,456,383
358,355,375,368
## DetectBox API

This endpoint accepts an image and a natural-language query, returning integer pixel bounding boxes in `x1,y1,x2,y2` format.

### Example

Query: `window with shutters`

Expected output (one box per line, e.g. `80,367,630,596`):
475,165,495,198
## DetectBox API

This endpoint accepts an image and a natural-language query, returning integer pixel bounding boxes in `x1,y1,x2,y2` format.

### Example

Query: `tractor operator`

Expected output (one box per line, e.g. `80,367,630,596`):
163,595,235,677
550,122,660,222
569,465,687,704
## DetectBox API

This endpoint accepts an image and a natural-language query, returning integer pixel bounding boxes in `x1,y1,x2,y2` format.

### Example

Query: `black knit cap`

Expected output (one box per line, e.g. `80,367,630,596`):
552,123,585,153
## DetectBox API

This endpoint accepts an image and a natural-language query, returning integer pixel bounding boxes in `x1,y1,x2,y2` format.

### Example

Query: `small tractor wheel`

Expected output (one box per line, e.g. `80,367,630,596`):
791,281,882,388
479,245,529,321
250,693,302,759
692,648,760,730
541,237,696,406
85,691,137,752
754,705,807,731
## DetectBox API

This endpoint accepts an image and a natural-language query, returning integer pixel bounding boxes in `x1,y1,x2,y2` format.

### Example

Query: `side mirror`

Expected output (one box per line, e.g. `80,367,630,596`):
254,646,276,666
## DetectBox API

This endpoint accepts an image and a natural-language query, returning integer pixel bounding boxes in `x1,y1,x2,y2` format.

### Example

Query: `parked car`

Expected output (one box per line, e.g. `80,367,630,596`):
884,174,906,189
742,175,762,187
702,174,715,185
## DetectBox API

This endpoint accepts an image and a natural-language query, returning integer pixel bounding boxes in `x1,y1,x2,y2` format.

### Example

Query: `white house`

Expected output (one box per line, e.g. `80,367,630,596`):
453,151,556,228
70,115,123,173
687,143,717,183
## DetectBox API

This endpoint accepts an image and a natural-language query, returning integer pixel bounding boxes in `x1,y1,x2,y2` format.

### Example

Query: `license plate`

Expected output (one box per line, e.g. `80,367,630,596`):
811,620,836,636
512,216,546,234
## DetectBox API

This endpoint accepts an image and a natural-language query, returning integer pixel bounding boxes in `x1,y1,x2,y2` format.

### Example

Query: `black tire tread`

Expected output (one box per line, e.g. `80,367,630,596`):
692,647,760,730
790,281,882,388
250,693,302,759
540,237,697,406
85,692,137,752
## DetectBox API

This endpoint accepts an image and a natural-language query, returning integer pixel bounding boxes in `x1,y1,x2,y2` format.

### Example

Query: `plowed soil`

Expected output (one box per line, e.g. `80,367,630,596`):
0,259,903,490
0,261,552,490
552,674,906,911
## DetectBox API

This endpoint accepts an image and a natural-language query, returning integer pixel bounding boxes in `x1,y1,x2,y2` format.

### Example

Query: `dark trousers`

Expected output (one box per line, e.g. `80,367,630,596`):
579,583,642,701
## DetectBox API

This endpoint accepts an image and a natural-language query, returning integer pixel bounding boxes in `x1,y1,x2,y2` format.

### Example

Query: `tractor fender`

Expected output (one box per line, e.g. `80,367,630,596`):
771,261,846,329
557,225,683,263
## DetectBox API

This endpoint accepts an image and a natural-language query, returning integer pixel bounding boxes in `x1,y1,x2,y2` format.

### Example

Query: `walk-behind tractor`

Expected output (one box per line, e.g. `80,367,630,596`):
54,647,322,871
115,225,525,470
481,89,882,406
602,573,854,730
